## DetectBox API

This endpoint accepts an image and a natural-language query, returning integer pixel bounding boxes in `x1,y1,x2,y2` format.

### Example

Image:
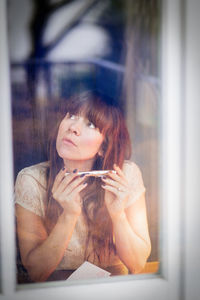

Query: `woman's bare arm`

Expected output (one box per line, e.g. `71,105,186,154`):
16,169,87,282
16,204,79,282
102,164,151,273
111,194,151,273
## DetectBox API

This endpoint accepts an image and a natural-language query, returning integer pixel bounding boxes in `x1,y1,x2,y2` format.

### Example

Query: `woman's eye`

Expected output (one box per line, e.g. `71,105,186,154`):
88,121,96,129
69,114,76,120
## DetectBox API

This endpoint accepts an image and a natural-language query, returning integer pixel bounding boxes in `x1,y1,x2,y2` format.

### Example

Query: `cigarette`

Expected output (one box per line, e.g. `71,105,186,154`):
65,170,116,177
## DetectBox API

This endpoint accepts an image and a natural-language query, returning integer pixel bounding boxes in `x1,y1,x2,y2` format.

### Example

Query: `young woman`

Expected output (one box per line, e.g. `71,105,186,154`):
15,90,151,282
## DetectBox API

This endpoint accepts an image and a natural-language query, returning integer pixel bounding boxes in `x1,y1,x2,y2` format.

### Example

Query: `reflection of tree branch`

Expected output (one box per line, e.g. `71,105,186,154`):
48,0,74,12
44,0,99,54
29,0,72,58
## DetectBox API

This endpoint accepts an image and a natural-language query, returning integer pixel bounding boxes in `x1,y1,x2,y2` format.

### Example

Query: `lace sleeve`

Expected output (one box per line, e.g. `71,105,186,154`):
123,161,146,208
14,171,45,218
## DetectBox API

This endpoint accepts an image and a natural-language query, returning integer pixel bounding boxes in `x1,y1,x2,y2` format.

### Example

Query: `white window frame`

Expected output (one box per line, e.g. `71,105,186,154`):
0,0,200,299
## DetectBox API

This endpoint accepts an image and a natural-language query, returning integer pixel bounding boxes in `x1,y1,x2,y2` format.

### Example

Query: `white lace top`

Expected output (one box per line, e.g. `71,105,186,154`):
15,160,145,271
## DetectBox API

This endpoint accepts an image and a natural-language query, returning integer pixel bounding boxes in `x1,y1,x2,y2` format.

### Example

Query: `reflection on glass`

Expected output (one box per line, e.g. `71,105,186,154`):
8,0,160,284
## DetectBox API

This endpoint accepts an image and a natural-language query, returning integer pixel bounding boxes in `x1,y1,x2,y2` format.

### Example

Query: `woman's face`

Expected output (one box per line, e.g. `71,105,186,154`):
56,112,104,165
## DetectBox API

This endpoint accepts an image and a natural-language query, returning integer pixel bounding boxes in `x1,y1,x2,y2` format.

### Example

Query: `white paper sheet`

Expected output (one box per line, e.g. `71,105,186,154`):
66,261,111,281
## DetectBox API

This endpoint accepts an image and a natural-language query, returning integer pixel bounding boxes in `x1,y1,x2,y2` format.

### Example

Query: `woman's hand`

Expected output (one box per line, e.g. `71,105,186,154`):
51,168,87,217
102,164,132,221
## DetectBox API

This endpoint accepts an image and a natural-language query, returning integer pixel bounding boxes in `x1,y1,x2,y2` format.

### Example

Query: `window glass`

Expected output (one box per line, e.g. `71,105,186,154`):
7,0,161,285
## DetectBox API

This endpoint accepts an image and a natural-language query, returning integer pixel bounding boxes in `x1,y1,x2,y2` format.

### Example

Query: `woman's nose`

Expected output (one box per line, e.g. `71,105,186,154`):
68,119,82,135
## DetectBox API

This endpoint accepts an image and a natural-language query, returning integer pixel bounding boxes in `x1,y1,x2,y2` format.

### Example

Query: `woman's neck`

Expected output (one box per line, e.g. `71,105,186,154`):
63,158,95,173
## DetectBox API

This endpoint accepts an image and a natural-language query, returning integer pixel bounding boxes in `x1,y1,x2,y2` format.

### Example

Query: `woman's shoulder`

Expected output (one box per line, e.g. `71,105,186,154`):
17,161,49,188
122,160,142,176
18,161,49,176
122,160,146,205
15,162,49,217
122,160,145,186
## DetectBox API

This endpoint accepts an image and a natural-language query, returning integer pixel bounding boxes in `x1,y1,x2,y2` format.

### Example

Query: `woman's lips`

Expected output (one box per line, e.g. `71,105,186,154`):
62,138,77,147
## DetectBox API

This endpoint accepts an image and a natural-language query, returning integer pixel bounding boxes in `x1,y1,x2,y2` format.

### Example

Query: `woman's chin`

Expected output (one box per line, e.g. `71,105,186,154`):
57,149,76,160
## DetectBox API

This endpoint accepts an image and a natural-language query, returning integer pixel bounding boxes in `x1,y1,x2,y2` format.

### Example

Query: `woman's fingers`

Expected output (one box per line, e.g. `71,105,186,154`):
102,176,126,191
52,169,82,197
58,182,88,213
69,182,88,202
102,164,130,206
63,175,87,196
102,163,128,190
105,164,127,186
106,172,127,187
101,184,120,197
52,167,67,193
113,164,127,180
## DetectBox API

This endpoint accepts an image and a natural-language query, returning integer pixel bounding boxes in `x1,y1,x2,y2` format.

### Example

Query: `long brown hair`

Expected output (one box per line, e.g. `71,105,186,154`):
46,90,131,262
